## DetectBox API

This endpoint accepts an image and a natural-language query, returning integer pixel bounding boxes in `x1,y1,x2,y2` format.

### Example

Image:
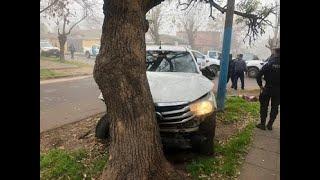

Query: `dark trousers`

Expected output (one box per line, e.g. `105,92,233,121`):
259,87,280,126
71,51,74,59
233,72,244,90
227,72,235,88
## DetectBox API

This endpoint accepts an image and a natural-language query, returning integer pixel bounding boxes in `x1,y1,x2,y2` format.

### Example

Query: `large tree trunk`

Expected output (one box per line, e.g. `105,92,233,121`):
94,0,183,179
58,34,67,61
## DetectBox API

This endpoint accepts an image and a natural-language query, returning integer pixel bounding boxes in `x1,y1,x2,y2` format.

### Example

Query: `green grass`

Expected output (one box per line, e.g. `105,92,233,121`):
217,96,259,124
186,97,259,179
40,149,108,180
40,69,66,80
186,123,255,179
40,97,258,179
41,56,91,67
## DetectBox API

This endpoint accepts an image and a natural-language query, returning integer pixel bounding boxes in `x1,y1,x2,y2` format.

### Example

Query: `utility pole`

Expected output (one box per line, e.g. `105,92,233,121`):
216,0,235,110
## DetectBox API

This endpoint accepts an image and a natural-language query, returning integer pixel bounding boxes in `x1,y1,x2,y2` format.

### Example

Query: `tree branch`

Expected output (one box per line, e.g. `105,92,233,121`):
203,0,277,45
66,11,88,35
40,0,59,13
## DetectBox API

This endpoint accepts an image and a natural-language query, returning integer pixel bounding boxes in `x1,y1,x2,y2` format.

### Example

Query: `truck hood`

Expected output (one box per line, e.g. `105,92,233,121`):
147,72,213,103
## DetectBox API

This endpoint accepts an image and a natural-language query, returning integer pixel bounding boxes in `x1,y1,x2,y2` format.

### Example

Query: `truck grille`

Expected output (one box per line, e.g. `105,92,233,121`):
155,102,195,125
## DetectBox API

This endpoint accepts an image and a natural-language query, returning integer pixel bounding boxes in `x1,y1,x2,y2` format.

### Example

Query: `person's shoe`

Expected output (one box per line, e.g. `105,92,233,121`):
256,123,266,130
267,122,273,130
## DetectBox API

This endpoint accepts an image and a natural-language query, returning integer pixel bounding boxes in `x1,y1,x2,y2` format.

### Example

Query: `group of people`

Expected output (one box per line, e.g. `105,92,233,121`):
227,54,247,90
224,48,280,131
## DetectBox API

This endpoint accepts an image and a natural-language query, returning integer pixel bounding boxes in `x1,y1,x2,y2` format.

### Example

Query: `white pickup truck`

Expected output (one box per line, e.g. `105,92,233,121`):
242,53,266,78
84,44,100,58
206,51,266,78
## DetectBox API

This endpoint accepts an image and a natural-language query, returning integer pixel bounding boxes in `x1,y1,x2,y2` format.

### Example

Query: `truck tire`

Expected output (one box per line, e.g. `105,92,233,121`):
192,113,216,156
247,67,259,78
95,114,110,140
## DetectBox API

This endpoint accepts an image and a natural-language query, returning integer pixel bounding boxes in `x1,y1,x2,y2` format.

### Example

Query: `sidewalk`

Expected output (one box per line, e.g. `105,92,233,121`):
239,116,280,180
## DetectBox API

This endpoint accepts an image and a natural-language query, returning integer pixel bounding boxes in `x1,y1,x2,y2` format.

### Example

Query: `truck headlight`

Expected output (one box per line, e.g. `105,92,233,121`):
190,92,216,116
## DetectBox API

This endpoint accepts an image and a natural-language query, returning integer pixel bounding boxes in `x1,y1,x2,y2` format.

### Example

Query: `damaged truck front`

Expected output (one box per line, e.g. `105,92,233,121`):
96,45,217,155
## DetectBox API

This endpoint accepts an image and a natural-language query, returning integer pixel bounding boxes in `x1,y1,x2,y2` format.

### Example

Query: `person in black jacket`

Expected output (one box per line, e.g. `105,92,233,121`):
69,44,76,59
256,48,280,130
233,54,247,90
227,54,235,88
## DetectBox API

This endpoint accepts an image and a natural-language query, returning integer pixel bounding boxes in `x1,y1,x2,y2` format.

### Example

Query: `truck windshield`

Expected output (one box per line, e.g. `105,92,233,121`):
243,53,259,61
208,51,220,59
146,51,197,73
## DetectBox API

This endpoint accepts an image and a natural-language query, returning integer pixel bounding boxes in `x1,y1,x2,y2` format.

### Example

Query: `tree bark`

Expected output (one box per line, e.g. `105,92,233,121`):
94,0,183,179
58,34,66,61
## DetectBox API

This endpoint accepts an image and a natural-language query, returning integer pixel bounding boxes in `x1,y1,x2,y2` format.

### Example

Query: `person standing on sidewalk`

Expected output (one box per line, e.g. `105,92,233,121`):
227,54,235,88
233,54,247,90
69,44,76,59
256,48,280,130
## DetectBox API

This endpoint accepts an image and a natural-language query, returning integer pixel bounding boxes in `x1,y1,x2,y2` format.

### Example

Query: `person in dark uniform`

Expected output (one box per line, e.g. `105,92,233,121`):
233,54,247,90
227,54,235,88
69,44,76,59
256,48,280,130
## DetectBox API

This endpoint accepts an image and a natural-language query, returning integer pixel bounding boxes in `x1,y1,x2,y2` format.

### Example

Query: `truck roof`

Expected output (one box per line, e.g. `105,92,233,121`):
146,45,188,52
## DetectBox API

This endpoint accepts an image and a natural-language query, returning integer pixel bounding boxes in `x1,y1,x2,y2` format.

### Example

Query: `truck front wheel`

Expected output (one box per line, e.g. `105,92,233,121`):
247,67,259,78
192,113,216,156
95,114,110,140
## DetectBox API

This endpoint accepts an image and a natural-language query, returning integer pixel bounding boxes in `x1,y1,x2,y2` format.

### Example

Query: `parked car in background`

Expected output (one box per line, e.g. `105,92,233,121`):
206,50,222,76
190,50,217,80
84,44,100,58
242,53,265,78
96,45,217,155
40,40,60,57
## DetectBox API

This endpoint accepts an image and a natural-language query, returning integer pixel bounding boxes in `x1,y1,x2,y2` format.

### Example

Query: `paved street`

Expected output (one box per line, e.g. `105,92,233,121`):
40,76,105,132
40,75,259,132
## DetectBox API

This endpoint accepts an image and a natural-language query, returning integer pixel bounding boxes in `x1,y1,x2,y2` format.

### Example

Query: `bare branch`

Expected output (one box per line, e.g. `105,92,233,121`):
40,0,59,13
203,0,278,45
67,10,88,35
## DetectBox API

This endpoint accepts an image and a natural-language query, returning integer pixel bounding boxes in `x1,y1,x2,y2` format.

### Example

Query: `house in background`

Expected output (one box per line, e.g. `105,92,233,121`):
40,29,101,53
176,31,222,54
146,33,189,47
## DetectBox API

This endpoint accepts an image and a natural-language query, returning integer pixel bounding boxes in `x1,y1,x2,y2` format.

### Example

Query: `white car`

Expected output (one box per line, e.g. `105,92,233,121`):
206,50,222,75
242,53,265,78
190,50,217,80
96,45,217,155
40,40,60,57
84,44,100,58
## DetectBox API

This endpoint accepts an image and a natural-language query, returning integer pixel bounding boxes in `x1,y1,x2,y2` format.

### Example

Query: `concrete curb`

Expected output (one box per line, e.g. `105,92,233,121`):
40,111,105,134
40,74,92,84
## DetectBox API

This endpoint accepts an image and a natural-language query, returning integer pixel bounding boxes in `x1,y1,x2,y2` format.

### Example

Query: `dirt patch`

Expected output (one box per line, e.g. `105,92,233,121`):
40,113,245,154
40,114,106,154
215,115,253,145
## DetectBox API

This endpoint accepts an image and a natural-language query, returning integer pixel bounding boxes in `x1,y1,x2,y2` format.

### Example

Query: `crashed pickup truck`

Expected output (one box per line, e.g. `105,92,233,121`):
96,45,217,155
